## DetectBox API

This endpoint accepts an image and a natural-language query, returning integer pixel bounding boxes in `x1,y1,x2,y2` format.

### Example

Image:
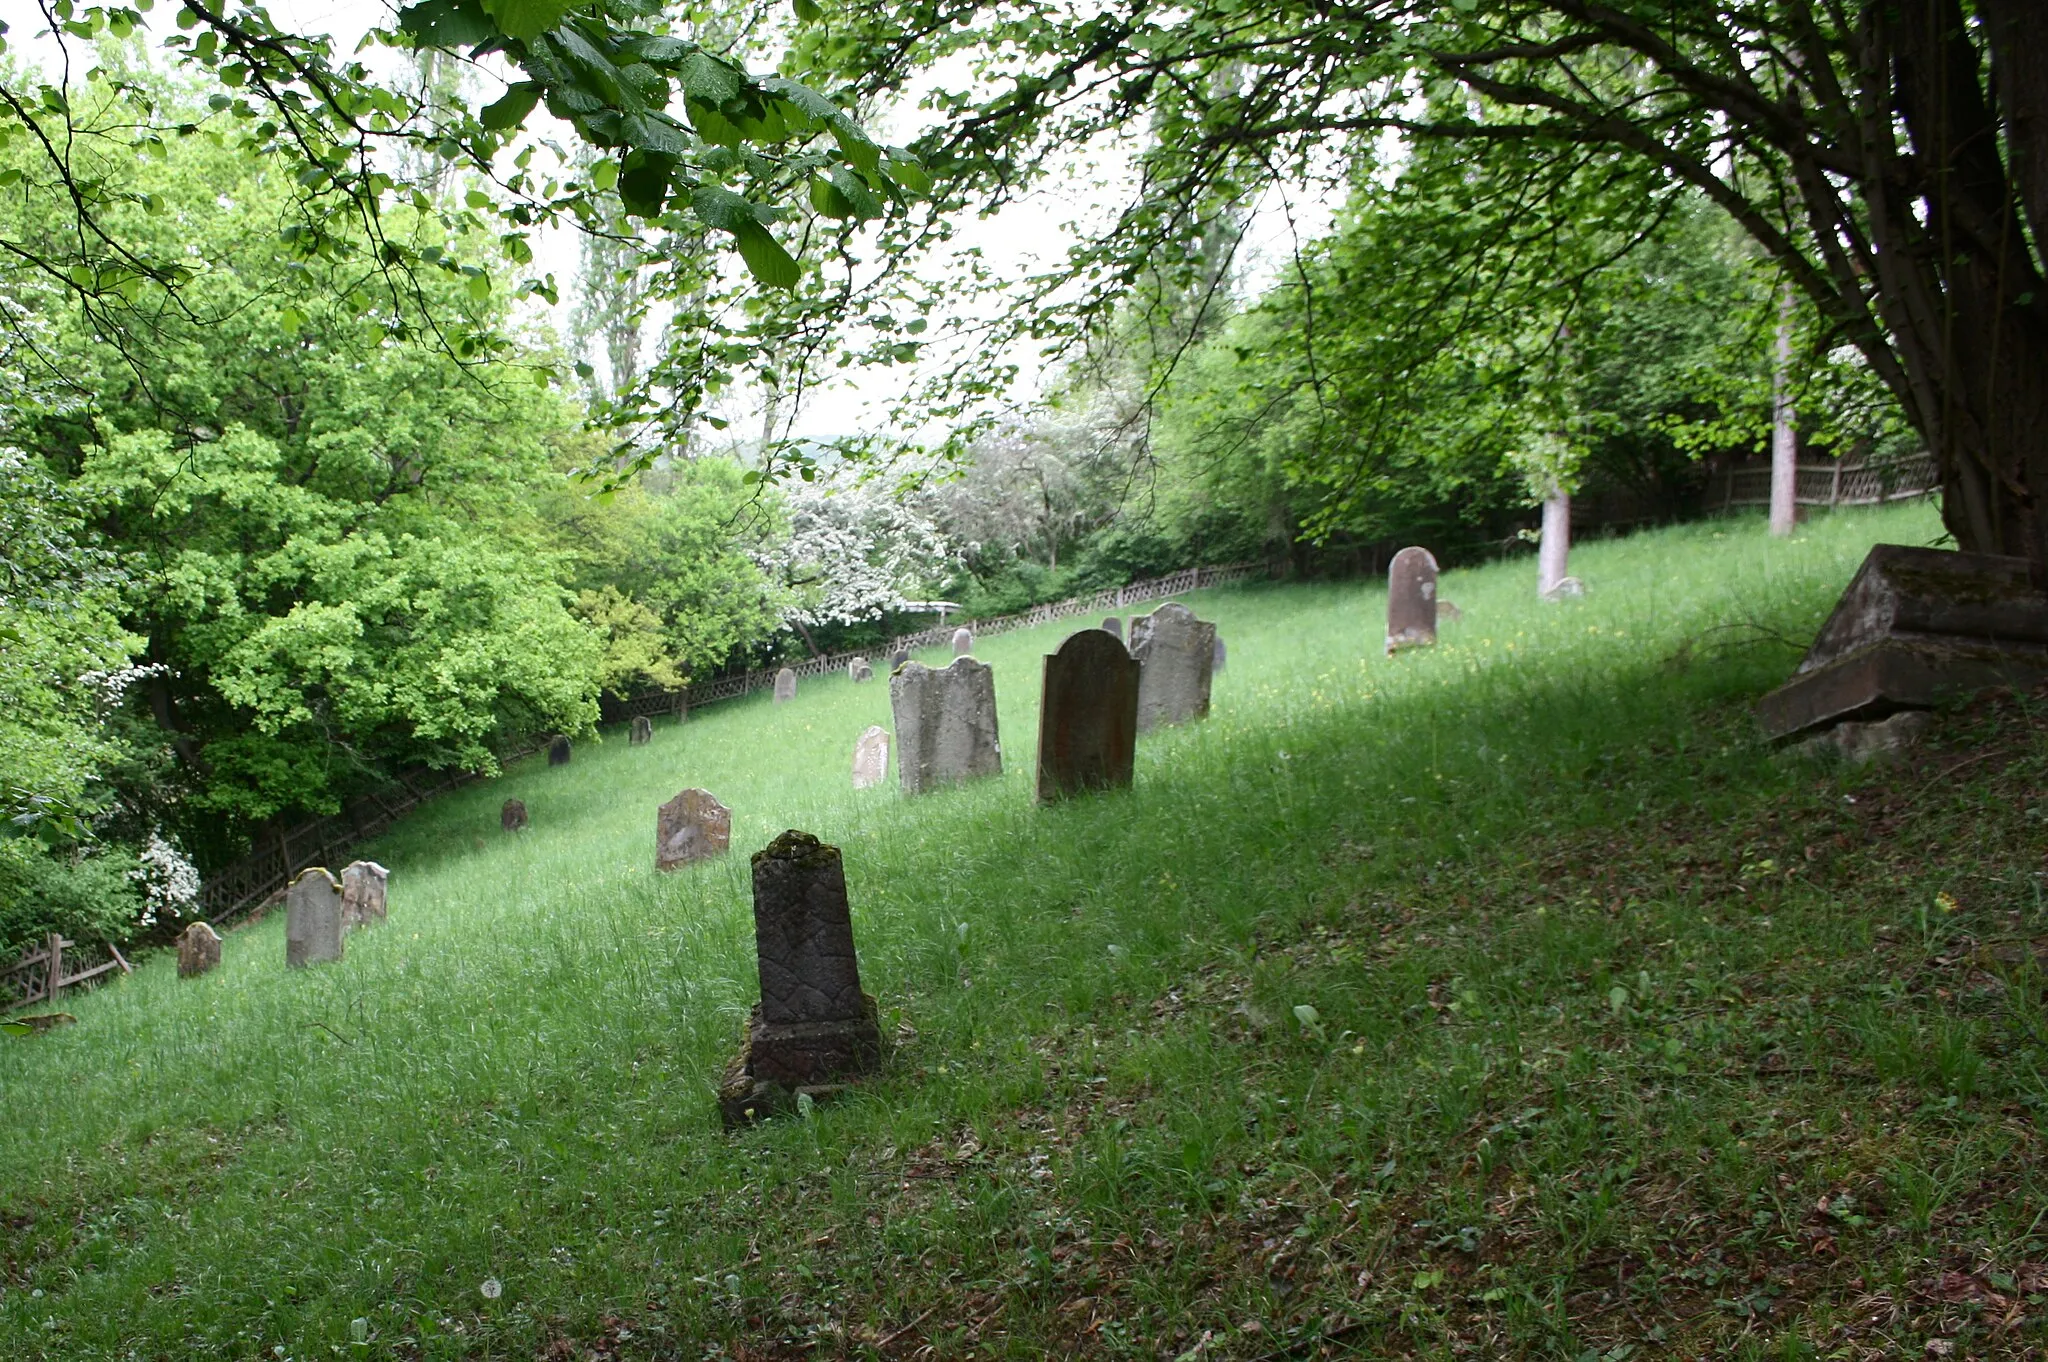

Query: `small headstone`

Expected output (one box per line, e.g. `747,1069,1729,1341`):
850,660,874,684
501,798,528,833
890,657,1003,795
1212,634,1227,673
773,667,797,704
1541,576,1585,601
1439,600,1464,623
851,725,891,789
718,831,884,1126
1385,547,1440,654
656,788,732,871
630,715,653,745
339,860,389,929
1036,628,1141,802
284,868,344,968
889,647,909,670
176,922,222,979
1129,602,1217,732
1101,616,1123,640
548,735,572,766
952,626,974,656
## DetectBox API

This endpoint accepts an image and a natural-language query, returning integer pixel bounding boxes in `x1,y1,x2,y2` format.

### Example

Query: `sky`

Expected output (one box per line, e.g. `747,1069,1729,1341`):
0,0,1338,445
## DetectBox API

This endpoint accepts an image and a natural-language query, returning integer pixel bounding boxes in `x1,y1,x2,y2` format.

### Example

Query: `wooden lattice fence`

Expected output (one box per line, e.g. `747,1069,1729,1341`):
2,934,131,1012
1707,452,1938,511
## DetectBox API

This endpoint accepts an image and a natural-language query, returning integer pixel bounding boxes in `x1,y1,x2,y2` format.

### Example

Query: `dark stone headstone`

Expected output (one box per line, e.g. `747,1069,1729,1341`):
656,788,732,871
1037,628,1141,802
890,657,1003,794
773,667,797,705
1385,547,1439,653
1212,634,1227,673
285,868,344,968
952,626,974,656
501,798,528,833
1101,616,1123,640
339,861,389,929
718,831,884,1126
889,647,910,670
548,735,572,766
177,922,222,979
1757,544,2048,738
630,715,653,745
1129,602,1217,732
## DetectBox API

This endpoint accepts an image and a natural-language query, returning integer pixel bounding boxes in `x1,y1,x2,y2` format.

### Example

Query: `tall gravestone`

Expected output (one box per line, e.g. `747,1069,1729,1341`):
952,626,974,656
630,715,653,745
851,725,891,789
719,831,884,1126
548,735,572,766
1129,601,1217,732
177,922,222,979
890,657,1003,795
656,788,732,870
285,868,344,968
501,798,528,833
1385,547,1440,654
1102,616,1123,640
339,861,389,929
1037,629,1141,802
773,668,797,704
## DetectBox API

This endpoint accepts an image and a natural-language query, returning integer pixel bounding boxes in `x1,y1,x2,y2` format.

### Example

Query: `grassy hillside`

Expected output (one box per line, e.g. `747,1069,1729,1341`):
8,503,2046,1360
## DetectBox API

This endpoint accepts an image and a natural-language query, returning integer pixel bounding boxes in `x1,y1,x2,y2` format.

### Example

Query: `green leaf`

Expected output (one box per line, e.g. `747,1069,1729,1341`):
479,0,577,43
589,157,619,191
478,81,542,131
2,1021,32,1037
395,0,496,48
678,52,743,104
616,150,676,216
792,0,822,20
732,220,799,289
808,176,855,219
466,272,492,303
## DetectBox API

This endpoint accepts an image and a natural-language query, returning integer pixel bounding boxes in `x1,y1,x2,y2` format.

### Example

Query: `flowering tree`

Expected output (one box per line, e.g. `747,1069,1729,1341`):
758,474,956,638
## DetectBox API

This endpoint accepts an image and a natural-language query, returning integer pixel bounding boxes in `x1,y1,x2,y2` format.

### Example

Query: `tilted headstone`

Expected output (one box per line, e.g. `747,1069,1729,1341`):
773,667,797,704
285,868,344,968
501,798,528,833
1036,628,1141,802
656,788,732,871
548,735,572,766
890,657,1003,795
718,830,884,1126
1212,634,1227,673
1101,616,1123,640
952,626,974,656
851,725,891,790
630,715,653,745
1385,547,1440,654
339,860,390,929
1129,601,1217,732
176,921,222,979
850,660,874,684
889,647,910,670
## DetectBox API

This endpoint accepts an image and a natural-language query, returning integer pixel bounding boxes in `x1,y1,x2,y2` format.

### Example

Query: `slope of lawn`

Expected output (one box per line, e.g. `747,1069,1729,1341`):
7,501,2047,1360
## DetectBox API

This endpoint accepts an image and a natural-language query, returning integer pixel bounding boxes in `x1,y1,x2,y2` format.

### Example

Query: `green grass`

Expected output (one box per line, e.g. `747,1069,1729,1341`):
8,502,2048,1359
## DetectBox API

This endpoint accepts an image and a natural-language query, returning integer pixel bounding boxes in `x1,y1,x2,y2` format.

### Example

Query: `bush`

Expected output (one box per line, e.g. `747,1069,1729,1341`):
0,840,146,959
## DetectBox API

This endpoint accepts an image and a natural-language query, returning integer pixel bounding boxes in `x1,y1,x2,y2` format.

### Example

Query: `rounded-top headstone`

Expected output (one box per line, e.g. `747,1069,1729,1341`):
1037,628,1141,802
1385,546,1440,654
284,868,344,968
773,667,798,704
339,860,390,929
1101,616,1123,640
851,724,891,789
630,714,653,745
548,734,572,766
889,647,910,670
1129,601,1218,731
501,798,528,833
952,626,974,656
177,921,223,979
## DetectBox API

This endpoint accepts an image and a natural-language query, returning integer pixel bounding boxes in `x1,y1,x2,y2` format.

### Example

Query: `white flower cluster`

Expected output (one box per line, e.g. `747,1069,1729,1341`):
130,832,200,927
758,473,958,628
75,662,170,712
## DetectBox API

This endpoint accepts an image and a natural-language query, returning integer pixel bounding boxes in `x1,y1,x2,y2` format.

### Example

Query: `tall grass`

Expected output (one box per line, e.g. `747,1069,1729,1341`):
10,503,2023,1360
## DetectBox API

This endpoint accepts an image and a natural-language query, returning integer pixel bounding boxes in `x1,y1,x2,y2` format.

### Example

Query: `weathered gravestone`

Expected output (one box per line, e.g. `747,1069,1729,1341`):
889,647,910,670
1129,601,1217,732
1756,544,2048,740
1385,547,1440,654
1102,616,1123,640
773,667,797,704
890,657,1003,795
548,735,572,766
718,831,884,1126
501,798,528,833
1037,628,1141,802
656,788,732,871
1212,634,1227,673
339,861,390,929
851,725,891,789
952,626,974,656
176,922,222,979
630,715,653,745
1439,600,1464,623
284,868,344,968
850,660,874,683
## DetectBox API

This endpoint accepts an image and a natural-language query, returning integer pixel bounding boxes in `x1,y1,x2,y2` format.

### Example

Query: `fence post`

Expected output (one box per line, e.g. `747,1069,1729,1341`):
45,933,63,1004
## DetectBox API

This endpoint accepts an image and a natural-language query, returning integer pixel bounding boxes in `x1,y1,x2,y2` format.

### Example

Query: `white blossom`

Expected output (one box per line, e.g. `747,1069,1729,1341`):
129,832,200,927
756,472,958,628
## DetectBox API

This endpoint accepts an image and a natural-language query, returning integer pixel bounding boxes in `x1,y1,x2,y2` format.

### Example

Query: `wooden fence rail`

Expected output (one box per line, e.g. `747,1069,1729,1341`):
1707,453,1938,511
2,934,131,1012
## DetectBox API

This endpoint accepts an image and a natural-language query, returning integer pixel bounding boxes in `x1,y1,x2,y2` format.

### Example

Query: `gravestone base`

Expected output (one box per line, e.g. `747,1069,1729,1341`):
718,995,884,1128
1757,636,2048,739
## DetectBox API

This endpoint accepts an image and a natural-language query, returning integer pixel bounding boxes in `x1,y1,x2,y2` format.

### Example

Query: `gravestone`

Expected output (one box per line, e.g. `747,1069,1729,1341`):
850,660,874,684
1385,547,1440,654
656,788,732,871
501,798,528,833
1212,634,1227,673
890,657,1003,795
952,626,974,656
773,667,797,704
1440,600,1464,623
284,868,344,968
889,647,909,670
339,861,390,929
851,725,891,789
548,734,572,766
718,831,884,1126
176,922,222,979
1129,601,1217,732
1101,616,1123,640
630,715,653,745
1036,628,1141,802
